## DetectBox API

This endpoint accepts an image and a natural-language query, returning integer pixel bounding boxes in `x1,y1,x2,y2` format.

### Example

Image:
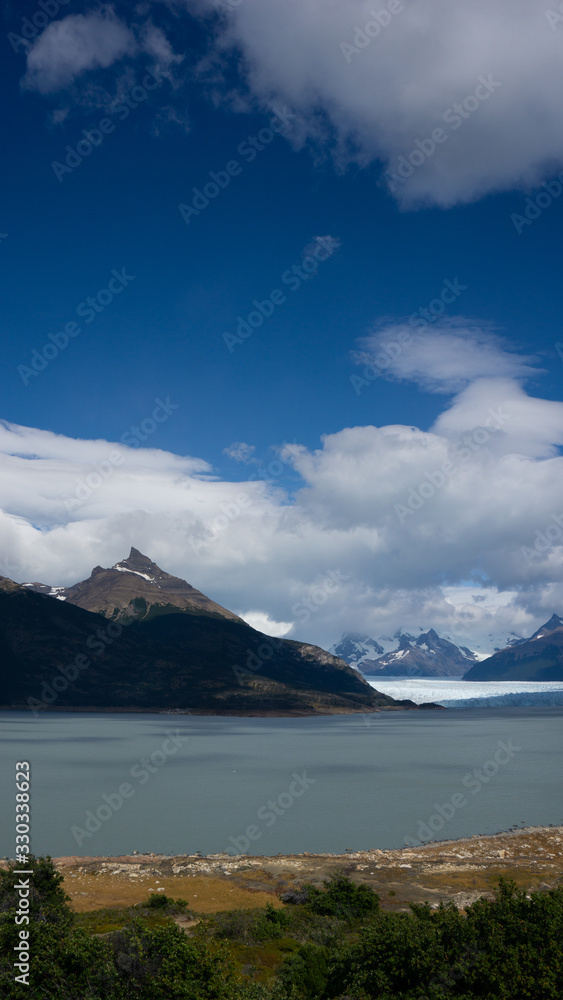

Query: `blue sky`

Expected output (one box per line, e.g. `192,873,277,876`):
2,1,563,653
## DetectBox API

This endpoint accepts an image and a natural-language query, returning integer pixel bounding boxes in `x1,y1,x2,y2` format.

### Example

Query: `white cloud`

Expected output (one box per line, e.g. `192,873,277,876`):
22,11,137,94
354,322,539,393
21,10,184,107
223,441,256,463
1,362,563,654
192,0,563,207
433,378,563,458
237,611,293,636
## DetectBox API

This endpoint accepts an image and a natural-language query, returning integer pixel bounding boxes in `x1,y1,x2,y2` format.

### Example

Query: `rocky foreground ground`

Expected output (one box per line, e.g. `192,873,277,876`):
49,826,563,914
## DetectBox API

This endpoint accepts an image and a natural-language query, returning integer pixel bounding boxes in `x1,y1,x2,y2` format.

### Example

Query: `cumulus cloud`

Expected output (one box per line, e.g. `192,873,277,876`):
353,321,540,393
237,611,294,636
224,441,256,463
22,10,137,94
192,0,563,207
1,365,563,655
433,378,563,458
21,10,184,111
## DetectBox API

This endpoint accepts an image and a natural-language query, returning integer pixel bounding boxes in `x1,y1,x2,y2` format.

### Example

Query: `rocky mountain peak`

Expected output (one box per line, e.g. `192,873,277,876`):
538,613,563,633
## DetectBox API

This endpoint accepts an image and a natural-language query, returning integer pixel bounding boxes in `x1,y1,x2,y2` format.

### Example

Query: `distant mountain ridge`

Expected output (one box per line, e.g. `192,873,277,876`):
329,633,384,667
463,615,563,682
359,629,477,677
333,613,563,682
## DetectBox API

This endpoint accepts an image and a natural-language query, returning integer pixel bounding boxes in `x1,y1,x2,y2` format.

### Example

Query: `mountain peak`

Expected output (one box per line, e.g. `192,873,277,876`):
529,613,563,642
543,613,563,630
113,548,160,576
20,551,241,624
361,627,477,678
329,633,384,666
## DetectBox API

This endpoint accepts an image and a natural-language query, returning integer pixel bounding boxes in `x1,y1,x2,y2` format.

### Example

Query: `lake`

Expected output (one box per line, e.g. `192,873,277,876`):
1,707,562,858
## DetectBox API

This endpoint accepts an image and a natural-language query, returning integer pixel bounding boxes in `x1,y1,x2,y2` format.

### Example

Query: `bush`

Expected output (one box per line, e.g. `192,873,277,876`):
0,855,72,926
144,892,174,910
278,944,331,999
253,904,292,941
285,873,379,922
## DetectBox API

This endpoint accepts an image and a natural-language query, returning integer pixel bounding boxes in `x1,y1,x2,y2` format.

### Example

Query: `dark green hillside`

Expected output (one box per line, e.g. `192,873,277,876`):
464,626,563,681
0,580,394,715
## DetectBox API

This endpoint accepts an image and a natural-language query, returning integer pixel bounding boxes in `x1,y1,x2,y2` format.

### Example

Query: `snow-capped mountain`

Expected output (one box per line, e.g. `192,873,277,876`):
357,629,479,678
329,632,384,667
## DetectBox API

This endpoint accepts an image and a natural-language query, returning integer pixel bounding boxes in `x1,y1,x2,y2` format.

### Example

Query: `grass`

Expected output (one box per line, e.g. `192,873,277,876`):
75,895,194,935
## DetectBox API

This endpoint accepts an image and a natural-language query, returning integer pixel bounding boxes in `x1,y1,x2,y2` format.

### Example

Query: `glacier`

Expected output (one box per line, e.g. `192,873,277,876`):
367,677,563,708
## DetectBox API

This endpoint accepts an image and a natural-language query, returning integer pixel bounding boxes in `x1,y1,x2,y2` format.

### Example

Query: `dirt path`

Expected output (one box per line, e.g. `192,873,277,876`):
48,825,563,914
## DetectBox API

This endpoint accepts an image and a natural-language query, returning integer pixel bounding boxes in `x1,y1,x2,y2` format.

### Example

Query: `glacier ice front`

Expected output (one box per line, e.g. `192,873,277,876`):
368,677,563,708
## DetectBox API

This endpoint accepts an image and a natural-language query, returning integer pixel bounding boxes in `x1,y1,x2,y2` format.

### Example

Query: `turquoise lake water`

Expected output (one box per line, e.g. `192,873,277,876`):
1,707,561,857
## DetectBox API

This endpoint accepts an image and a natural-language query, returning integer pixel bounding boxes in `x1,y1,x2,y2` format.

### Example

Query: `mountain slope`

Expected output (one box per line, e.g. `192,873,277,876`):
528,613,563,642
360,629,477,677
464,618,563,681
24,547,239,623
0,570,413,715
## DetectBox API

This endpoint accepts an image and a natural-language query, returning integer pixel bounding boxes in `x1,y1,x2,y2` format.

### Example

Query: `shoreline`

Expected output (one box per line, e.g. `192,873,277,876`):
0,703,444,716
6,825,560,915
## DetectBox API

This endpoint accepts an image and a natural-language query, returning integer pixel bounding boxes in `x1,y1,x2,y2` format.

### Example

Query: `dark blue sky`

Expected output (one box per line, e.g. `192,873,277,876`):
2,6,561,484
2,1,563,649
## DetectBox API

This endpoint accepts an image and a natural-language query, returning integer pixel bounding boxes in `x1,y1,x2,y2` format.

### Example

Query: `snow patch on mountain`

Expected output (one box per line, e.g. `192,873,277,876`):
113,565,158,584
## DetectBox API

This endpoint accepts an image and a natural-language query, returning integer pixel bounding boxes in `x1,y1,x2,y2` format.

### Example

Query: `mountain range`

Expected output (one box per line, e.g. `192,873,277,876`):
360,629,478,678
332,614,563,682
0,549,430,716
330,629,477,677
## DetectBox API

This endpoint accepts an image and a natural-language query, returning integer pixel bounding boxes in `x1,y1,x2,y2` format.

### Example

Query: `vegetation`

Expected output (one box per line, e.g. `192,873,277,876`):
1,858,562,998
0,586,382,715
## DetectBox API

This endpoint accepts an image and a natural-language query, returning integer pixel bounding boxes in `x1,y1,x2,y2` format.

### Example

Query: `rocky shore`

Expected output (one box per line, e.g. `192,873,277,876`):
43,825,563,914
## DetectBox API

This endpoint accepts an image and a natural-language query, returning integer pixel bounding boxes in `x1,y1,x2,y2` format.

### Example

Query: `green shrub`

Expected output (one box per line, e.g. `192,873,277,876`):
286,873,380,922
